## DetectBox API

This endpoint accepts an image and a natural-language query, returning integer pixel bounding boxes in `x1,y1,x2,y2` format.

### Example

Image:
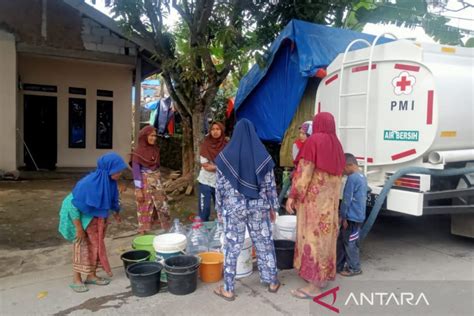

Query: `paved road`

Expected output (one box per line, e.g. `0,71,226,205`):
1,215,473,315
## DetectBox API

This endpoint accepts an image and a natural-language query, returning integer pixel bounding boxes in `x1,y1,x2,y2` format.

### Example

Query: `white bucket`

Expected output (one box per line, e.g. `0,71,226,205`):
153,233,187,253
274,215,297,241
235,230,253,279
153,233,187,283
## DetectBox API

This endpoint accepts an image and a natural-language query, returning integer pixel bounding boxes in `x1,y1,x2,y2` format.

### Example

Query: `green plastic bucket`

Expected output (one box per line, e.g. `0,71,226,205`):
132,235,156,261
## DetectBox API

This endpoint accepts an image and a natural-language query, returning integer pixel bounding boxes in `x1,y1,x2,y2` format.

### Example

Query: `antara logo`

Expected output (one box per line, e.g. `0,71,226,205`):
344,292,430,306
312,286,430,313
392,71,416,95
313,286,340,313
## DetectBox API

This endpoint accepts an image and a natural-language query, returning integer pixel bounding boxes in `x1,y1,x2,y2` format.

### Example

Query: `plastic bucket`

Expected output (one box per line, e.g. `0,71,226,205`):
155,250,184,283
164,255,200,274
166,267,199,295
120,250,151,277
156,250,184,261
153,233,187,253
274,240,295,270
275,215,297,241
132,235,156,261
153,233,187,283
127,262,163,297
198,252,224,283
236,230,253,279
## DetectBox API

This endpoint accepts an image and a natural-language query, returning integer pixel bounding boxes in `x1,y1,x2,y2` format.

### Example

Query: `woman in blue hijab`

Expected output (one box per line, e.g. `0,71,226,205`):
58,152,128,293
213,119,280,301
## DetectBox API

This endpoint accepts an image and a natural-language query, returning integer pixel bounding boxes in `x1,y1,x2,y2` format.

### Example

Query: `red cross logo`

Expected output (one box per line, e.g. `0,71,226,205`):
396,76,411,91
392,71,416,95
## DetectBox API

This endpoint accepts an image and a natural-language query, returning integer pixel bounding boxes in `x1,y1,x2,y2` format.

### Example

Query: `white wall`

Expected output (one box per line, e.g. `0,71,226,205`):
0,31,17,173
18,55,134,167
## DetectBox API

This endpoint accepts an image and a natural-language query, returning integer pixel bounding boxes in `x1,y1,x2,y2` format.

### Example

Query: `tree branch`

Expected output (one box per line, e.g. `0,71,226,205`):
162,71,192,117
196,0,214,35
172,0,192,27
200,47,218,82
144,0,163,36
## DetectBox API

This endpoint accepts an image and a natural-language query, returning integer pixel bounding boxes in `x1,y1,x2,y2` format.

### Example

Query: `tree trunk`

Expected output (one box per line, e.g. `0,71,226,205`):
192,111,205,178
181,119,194,176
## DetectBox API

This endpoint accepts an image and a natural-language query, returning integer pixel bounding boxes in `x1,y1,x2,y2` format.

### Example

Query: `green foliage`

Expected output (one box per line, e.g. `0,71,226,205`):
351,0,464,45
250,0,468,50
105,0,468,102
249,0,355,45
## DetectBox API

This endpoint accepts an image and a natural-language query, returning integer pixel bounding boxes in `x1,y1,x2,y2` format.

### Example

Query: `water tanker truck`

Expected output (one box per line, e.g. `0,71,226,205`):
315,36,474,238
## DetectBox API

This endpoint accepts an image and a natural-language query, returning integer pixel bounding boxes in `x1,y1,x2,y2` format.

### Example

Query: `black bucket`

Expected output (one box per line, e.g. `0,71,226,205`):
121,250,151,278
127,262,163,297
121,250,151,269
274,240,295,270
164,255,200,273
166,267,199,295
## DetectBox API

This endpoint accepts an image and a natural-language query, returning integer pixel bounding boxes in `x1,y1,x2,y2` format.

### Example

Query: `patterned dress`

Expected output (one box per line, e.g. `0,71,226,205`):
289,159,342,283
58,193,111,275
134,169,170,232
216,169,279,292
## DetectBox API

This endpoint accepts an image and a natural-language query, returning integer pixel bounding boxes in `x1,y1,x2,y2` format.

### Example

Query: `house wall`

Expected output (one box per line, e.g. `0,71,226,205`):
0,30,17,173
81,17,137,56
18,54,134,167
0,1,137,56
0,0,84,50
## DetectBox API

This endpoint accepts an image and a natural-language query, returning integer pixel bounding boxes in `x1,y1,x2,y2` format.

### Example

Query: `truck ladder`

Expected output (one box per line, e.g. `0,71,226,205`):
337,33,397,176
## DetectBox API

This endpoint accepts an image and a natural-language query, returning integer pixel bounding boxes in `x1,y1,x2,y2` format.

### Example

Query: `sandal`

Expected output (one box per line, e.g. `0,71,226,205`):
69,283,89,293
268,281,281,293
213,285,235,302
340,270,362,277
84,277,111,286
291,288,314,300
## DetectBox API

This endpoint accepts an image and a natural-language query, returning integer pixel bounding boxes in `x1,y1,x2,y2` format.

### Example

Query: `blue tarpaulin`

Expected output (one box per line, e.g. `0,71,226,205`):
235,20,391,142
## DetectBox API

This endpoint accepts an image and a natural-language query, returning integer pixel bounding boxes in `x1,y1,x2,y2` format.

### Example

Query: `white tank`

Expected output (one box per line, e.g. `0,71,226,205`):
315,40,474,166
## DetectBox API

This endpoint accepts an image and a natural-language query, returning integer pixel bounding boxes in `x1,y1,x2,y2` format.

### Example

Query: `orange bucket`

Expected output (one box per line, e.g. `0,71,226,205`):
198,252,224,283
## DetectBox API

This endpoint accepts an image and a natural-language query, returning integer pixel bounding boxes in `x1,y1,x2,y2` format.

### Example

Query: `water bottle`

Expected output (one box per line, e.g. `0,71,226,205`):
186,216,209,255
189,216,209,239
168,218,186,235
208,219,223,252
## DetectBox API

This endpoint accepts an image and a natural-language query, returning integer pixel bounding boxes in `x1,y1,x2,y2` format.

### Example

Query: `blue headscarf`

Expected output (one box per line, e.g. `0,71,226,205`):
72,152,128,218
215,119,275,199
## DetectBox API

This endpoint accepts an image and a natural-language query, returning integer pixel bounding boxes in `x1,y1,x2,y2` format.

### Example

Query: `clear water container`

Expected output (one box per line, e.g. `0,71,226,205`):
168,218,187,236
186,216,209,255
208,219,223,252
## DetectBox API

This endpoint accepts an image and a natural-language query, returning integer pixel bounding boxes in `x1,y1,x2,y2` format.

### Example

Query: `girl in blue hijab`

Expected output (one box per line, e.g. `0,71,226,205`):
213,119,280,301
58,152,128,293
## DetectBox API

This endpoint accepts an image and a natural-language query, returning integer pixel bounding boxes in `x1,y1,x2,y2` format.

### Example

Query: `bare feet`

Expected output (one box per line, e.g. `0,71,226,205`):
72,272,83,285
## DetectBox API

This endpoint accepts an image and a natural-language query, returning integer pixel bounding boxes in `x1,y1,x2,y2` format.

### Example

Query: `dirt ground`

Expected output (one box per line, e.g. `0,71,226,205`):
0,170,199,277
